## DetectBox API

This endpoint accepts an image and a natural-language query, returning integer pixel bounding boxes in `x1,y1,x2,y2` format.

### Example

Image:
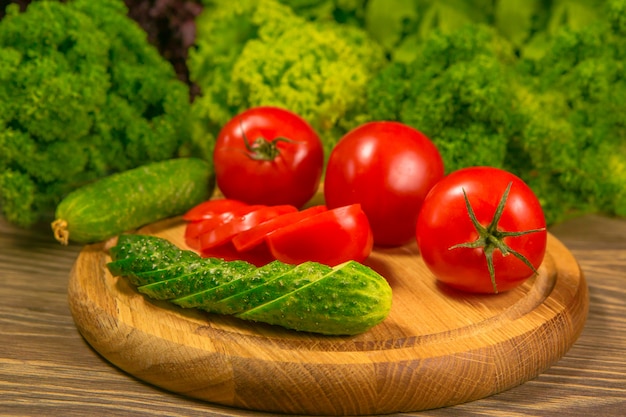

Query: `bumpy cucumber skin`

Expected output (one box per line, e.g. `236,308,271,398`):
106,235,392,336
155,260,292,308
107,234,203,285
196,262,332,315
109,234,183,261
53,158,214,244
238,262,393,335
138,261,255,300
188,261,294,313
132,260,212,286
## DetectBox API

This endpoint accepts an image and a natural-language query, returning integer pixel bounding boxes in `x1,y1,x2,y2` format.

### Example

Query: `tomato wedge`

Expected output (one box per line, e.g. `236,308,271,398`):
231,205,328,252
182,198,249,221
266,204,373,266
185,204,266,249
201,241,275,267
199,205,298,251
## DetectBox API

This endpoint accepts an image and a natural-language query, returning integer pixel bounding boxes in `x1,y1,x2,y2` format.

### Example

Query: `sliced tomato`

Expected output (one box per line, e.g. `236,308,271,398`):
199,205,298,251
182,198,250,221
231,205,328,252
266,204,373,266
201,241,275,267
184,204,266,249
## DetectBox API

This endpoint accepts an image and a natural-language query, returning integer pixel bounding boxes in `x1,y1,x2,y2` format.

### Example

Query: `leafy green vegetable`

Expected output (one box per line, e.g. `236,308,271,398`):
277,0,367,25
189,0,386,159
364,0,626,223
3,0,624,228
367,24,518,171
493,0,543,50
0,0,193,227
509,1,626,221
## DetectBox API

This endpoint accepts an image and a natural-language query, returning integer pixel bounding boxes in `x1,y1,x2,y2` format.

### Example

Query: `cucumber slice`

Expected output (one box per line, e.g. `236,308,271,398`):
131,257,221,286
177,261,295,310
107,251,200,285
110,234,194,264
107,234,201,284
109,234,177,261
173,262,332,314
137,260,254,300
236,261,393,335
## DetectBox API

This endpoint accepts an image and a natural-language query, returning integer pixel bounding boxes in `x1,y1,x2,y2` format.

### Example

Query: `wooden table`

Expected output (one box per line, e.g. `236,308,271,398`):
1,214,625,416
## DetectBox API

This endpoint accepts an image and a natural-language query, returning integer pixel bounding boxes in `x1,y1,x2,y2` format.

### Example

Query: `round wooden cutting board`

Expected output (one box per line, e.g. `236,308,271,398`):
68,217,588,415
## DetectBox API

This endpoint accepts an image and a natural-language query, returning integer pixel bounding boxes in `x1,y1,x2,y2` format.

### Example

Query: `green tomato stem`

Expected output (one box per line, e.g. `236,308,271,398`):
449,182,545,294
240,121,294,161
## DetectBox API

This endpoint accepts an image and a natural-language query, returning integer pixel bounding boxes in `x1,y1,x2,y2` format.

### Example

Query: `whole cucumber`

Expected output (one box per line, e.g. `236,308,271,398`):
52,158,214,245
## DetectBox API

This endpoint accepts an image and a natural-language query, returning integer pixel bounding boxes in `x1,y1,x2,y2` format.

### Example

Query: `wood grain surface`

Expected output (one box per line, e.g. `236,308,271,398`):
66,217,587,415
1,214,625,416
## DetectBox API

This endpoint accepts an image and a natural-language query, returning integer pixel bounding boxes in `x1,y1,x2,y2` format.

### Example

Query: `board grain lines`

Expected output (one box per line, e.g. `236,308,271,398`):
1,214,625,416
66,218,586,415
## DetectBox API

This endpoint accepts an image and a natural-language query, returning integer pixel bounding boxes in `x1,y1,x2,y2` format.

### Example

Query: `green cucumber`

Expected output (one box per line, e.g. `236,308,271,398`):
190,262,332,315
106,235,392,336
108,234,206,286
137,260,255,300
186,260,295,310
107,249,203,286
131,259,213,286
109,234,184,261
52,158,214,245
237,261,394,335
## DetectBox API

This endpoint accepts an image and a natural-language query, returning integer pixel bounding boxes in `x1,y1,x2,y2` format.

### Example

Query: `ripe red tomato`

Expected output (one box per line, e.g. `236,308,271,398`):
231,205,327,252
213,106,324,208
324,121,444,247
200,241,275,267
184,202,265,249
182,199,249,222
266,204,374,266
198,205,297,250
416,167,547,294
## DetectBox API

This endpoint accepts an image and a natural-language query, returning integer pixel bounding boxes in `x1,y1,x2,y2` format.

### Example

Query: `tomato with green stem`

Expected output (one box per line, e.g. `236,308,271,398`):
416,167,547,294
213,106,324,208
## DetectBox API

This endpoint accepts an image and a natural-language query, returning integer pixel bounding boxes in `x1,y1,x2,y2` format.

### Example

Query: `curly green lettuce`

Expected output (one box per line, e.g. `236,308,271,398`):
509,1,626,222
0,0,193,227
366,24,518,171
189,0,386,159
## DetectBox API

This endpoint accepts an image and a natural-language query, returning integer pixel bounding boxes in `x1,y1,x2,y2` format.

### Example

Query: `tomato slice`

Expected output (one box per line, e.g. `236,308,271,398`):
201,241,275,267
199,205,298,250
266,204,374,266
184,204,265,249
182,198,250,221
231,205,328,252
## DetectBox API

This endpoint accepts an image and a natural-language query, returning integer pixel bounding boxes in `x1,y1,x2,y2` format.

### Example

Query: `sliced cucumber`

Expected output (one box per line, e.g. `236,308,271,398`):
188,262,332,315
238,261,394,335
172,261,295,309
106,235,392,336
137,260,254,300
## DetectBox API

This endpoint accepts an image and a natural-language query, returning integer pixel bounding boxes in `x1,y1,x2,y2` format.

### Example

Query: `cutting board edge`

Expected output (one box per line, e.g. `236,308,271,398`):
66,227,589,416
